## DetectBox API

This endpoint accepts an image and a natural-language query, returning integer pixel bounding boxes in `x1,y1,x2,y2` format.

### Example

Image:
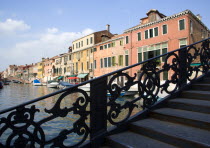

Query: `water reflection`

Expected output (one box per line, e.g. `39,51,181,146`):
0,83,89,147
0,83,141,147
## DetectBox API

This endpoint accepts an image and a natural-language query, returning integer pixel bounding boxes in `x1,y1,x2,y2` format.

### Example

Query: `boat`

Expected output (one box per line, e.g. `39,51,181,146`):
79,83,137,96
0,81,3,89
47,81,59,88
3,81,10,85
12,80,22,83
107,91,125,97
32,79,42,86
58,81,74,89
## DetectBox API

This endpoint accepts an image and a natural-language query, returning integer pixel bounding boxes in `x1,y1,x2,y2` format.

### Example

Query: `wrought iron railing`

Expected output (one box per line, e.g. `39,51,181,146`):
0,38,210,147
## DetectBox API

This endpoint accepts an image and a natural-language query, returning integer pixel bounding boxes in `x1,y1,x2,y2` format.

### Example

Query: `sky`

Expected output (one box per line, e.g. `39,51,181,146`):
0,0,210,71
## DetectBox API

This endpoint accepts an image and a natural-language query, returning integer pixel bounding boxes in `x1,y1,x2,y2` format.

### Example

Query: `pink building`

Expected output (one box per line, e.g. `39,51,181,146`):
93,9,209,81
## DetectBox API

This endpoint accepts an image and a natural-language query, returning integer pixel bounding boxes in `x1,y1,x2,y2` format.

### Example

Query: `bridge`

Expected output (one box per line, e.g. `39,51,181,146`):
7,76,31,84
0,38,210,147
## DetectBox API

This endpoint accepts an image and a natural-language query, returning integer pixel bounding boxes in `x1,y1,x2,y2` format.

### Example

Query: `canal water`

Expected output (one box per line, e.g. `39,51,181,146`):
0,83,140,147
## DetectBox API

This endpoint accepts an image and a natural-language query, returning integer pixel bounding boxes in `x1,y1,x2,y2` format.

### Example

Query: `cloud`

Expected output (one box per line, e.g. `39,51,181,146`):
0,19,30,33
46,27,59,34
0,27,94,71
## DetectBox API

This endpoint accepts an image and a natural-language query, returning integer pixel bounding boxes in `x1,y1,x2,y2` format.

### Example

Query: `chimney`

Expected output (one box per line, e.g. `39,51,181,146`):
196,14,202,20
106,24,110,32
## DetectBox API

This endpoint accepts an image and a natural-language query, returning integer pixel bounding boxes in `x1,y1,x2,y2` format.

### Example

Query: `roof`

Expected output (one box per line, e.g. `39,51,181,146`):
124,9,209,33
72,30,111,43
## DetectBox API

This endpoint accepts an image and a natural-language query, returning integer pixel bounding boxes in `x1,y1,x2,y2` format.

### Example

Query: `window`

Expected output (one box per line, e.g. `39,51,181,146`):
73,44,74,50
149,29,153,38
87,62,89,69
125,50,129,66
154,27,158,36
90,37,93,44
137,32,141,41
104,58,108,67
82,62,83,71
162,25,167,34
104,44,107,49
100,46,103,50
190,20,193,34
76,43,78,48
76,63,78,72
125,55,129,66
162,42,168,62
145,30,149,39
118,55,123,66
126,36,129,44
112,56,116,66
94,48,97,52
108,43,111,48
100,58,103,68
201,29,206,38
179,38,187,48
120,40,123,46
94,60,96,69
111,42,115,47
179,19,185,30
81,41,83,47
87,38,89,45
138,47,142,63
108,57,111,67
79,42,80,48
143,52,148,61
91,63,93,69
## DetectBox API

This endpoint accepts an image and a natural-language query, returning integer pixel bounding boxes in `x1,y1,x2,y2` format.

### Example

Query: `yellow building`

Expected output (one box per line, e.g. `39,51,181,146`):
37,61,43,79
71,25,113,81
37,58,45,80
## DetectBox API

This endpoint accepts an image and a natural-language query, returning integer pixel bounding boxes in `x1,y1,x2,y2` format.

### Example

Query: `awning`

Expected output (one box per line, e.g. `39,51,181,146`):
58,76,64,80
68,74,77,77
68,77,79,79
77,73,88,78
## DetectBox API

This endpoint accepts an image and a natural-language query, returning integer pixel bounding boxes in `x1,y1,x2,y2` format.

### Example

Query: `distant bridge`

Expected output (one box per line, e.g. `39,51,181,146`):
7,76,31,84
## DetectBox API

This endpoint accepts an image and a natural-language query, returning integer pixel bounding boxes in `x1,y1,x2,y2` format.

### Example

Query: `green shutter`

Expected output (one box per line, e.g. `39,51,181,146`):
144,52,148,61
149,29,153,38
179,19,185,30
125,55,129,66
162,48,168,62
138,53,142,63
163,25,167,34
154,27,158,36
112,56,116,66
138,32,141,41
145,30,148,39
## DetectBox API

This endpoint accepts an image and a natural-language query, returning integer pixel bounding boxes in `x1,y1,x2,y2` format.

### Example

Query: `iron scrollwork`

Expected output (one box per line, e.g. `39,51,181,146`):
0,88,90,148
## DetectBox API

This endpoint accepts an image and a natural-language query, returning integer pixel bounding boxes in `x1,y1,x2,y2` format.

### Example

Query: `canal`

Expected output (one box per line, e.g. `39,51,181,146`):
0,83,141,147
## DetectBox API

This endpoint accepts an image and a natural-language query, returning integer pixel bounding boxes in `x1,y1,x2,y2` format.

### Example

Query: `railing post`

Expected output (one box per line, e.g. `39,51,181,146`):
90,77,107,147
179,47,187,88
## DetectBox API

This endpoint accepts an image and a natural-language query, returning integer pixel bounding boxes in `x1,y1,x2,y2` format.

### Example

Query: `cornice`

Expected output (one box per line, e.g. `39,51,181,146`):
124,10,209,33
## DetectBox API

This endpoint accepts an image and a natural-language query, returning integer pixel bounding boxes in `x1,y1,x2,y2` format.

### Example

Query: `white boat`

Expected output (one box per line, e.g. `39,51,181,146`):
47,82,59,88
58,82,74,89
33,79,42,86
79,83,138,96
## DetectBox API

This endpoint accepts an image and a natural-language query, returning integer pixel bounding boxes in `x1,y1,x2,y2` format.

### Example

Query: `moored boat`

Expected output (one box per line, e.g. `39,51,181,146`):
58,82,74,89
47,82,59,88
0,81,3,89
33,79,42,86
